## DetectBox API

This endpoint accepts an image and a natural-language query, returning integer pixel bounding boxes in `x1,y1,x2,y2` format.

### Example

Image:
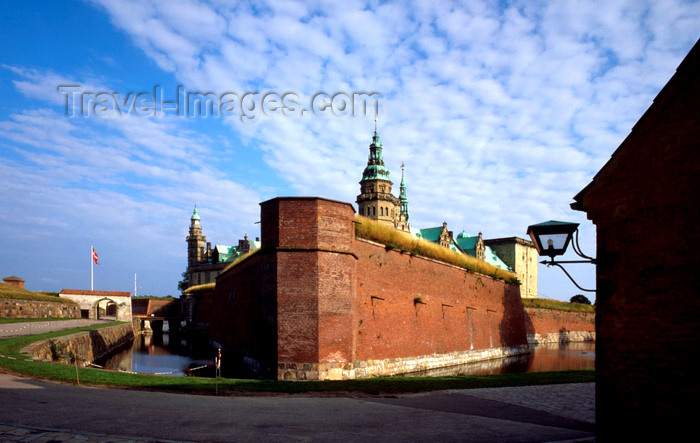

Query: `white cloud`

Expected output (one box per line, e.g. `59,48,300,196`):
4,0,699,298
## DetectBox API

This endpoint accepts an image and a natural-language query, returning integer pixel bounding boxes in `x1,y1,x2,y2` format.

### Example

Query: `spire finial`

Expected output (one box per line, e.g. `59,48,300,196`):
191,204,201,221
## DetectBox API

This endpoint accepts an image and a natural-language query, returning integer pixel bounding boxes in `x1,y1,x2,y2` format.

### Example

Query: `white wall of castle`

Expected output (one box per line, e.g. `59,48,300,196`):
58,293,132,321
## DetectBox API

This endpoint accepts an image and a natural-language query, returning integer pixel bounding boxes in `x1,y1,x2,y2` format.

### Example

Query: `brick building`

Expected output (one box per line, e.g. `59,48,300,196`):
183,125,546,379
2,275,25,289
207,197,528,380
572,39,700,439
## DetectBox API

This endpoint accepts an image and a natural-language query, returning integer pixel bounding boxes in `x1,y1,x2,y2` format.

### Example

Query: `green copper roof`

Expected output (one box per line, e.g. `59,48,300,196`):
361,127,391,182
214,241,262,263
417,227,443,243
454,233,511,271
484,246,511,271
191,206,200,221
454,234,478,251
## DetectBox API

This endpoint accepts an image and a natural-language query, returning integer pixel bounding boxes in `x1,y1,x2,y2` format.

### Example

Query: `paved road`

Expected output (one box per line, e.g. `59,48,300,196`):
0,319,110,338
0,372,594,442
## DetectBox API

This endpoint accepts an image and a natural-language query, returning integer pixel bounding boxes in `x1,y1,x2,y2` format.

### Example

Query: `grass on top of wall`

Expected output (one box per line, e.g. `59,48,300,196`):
0,283,75,304
354,216,519,285
182,282,216,295
521,297,595,313
220,248,261,274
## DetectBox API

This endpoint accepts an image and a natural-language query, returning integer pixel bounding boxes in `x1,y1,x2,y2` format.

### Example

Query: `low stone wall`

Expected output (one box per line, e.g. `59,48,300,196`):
278,345,531,380
1,299,79,319
524,307,595,344
527,330,596,344
26,323,134,365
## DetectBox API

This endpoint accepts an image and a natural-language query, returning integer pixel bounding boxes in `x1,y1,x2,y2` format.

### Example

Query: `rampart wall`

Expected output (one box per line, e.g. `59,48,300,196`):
210,197,530,380
348,239,528,378
1,299,80,319
523,307,595,344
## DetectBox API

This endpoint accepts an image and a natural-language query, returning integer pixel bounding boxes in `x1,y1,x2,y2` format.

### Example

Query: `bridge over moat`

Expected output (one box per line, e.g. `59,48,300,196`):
131,298,182,335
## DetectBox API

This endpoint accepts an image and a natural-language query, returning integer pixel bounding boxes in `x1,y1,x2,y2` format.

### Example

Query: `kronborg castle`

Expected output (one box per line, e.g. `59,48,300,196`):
183,126,557,380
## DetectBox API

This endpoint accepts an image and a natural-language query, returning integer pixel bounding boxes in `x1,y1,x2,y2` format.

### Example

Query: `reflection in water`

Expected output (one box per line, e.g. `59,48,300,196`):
97,337,594,378
95,333,215,377
404,342,595,377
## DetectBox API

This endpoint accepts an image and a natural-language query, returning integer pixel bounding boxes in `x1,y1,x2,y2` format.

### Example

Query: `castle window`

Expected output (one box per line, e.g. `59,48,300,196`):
380,207,384,216
373,206,376,216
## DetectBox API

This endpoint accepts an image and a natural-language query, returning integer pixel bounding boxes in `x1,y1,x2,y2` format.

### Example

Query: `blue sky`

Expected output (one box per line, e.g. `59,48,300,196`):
1,0,698,300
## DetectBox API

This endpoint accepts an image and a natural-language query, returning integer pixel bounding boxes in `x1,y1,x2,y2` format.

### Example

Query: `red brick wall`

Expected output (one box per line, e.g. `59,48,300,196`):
523,307,594,341
208,252,277,377
354,239,527,361
267,198,357,369
211,197,358,377
574,40,700,438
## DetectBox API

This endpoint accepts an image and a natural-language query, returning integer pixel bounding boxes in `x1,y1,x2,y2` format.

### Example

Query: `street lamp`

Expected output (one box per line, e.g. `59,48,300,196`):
526,220,596,293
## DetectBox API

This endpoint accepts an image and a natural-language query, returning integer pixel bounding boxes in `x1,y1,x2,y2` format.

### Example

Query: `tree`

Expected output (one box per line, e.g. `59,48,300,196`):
177,271,189,292
570,294,591,305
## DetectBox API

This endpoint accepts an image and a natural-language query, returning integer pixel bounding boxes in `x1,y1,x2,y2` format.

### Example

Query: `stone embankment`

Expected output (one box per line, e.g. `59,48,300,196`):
1,299,79,319
26,323,134,365
279,345,531,380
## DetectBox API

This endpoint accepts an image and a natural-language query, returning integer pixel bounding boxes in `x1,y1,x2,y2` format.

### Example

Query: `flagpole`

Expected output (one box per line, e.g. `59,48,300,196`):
91,245,94,291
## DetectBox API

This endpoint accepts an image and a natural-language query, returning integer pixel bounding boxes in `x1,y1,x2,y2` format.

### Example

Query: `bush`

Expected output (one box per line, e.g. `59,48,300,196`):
570,294,592,305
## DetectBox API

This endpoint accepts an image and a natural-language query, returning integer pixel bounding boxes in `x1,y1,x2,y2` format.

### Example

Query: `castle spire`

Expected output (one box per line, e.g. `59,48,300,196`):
399,163,409,221
357,123,397,227
361,121,390,181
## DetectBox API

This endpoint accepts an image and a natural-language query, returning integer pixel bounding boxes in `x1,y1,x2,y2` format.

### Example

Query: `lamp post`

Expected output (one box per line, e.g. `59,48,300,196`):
526,220,596,293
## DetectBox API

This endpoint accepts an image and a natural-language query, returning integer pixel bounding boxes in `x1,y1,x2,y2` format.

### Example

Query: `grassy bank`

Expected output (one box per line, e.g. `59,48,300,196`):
1,325,593,395
0,283,74,304
521,297,595,313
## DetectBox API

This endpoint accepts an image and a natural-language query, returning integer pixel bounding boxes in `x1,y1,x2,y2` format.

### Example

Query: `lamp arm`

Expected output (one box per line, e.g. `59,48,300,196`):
545,261,596,293
572,229,595,261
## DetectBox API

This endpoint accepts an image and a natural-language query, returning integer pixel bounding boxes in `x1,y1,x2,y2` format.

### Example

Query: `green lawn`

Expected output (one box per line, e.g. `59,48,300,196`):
0,324,594,396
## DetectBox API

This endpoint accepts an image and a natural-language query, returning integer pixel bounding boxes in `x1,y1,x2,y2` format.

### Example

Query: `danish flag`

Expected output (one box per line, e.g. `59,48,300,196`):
92,247,100,265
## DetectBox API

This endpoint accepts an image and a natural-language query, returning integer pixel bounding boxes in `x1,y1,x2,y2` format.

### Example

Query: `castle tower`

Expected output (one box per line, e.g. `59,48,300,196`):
186,205,207,268
357,124,400,226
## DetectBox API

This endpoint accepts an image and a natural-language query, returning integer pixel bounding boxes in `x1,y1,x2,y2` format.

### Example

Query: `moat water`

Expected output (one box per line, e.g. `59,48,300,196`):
94,333,216,377
404,341,595,377
95,334,594,378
